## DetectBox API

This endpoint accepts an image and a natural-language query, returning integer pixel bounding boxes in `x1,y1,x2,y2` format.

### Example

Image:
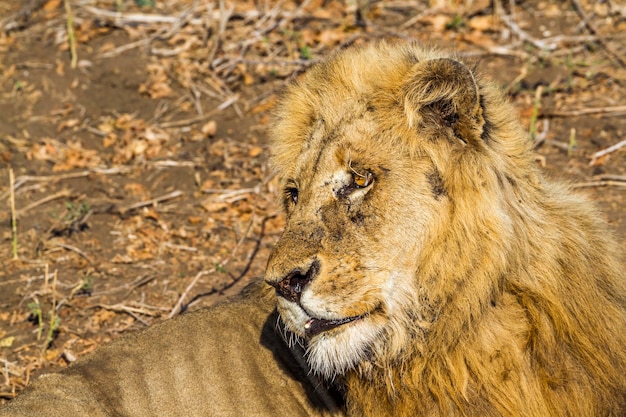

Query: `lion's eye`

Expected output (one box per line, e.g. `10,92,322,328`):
285,187,299,204
353,171,374,188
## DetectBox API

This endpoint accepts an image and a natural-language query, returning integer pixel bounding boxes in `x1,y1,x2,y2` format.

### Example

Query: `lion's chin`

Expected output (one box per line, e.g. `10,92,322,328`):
277,299,384,378
305,317,382,379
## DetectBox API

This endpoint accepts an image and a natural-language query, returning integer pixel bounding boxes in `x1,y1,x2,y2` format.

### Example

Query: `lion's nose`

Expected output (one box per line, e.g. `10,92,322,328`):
268,261,319,303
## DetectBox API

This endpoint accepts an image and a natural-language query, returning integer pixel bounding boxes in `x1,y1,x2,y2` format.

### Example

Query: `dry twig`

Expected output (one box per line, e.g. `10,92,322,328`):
167,270,211,319
15,189,72,219
119,190,183,214
54,243,93,263
496,8,557,51
1,167,130,201
572,180,626,189
544,106,626,117
589,140,626,166
570,0,626,67
9,168,18,259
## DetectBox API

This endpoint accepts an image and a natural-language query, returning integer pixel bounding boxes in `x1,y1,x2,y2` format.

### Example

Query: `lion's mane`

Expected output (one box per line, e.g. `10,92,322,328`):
267,40,626,416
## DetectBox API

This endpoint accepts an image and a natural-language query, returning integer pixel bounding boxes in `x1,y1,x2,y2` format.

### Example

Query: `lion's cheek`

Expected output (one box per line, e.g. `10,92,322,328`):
303,270,386,316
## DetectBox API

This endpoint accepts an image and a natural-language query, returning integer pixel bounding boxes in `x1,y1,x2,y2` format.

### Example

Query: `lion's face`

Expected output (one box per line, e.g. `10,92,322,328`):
266,41,525,379
266,107,446,377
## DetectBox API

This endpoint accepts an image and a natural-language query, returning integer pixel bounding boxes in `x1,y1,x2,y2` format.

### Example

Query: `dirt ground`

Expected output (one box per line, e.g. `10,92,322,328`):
0,0,624,402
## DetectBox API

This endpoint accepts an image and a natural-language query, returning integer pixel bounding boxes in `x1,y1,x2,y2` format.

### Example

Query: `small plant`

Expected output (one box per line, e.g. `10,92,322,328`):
63,0,77,69
568,128,577,157
64,201,90,222
446,15,465,31
135,0,155,7
45,315,61,349
79,275,94,295
528,85,543,142
27,301,44,340
11,81,24,96
300,46,312,60
27,270,62,354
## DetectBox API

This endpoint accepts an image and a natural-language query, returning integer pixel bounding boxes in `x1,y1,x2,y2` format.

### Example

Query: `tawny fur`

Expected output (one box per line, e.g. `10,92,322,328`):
266,40,626,417
0,281,344,417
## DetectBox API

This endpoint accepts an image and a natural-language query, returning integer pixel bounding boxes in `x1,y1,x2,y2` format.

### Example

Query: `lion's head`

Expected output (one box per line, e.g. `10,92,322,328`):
265,40,538,379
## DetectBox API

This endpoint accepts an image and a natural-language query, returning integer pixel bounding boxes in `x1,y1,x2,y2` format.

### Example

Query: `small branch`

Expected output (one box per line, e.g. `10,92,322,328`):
15,189,73,219
9,168,18,260
570,0,626,67
168,213,262,318
151,160,196,168
544,105,626,117
533,119,550,147
589,139,626,166
119,190,183,214
158,112,218,128
168,270,211,319
93,304,154,326
545,139,570,152
83,6,188,25
1,167,130,200
54,243,93,263
0,0,47,33
94,303,162,317
497,10,557,51
572,180,626,189
594,174,626,182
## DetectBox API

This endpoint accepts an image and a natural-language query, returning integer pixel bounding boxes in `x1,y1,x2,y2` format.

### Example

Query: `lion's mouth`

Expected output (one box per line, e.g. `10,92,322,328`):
304,315,362,337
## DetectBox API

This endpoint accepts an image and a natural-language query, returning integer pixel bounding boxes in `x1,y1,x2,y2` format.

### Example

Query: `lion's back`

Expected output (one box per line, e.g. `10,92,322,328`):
1,280,345,417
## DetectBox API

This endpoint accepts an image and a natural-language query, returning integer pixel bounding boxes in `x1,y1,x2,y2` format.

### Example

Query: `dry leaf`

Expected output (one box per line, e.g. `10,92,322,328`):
248,146,264,157
102,133,117,148
468,15,494,32
423,15,450,32
201,200,228,212
57,118,80,132
92,310,116,325
43,0,61,11
124,183,149,198
202,120,217,137
111,254,134,264
0,336,13,347
188,216,203,225
143,208,160,222
43,349,60,362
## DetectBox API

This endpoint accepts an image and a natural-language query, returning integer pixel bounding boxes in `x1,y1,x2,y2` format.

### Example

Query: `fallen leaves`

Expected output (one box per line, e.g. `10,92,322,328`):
138,63,173,99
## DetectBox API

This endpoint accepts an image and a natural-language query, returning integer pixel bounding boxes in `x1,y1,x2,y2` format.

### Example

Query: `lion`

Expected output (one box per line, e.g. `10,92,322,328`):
265,40,626,416
2,40,625,417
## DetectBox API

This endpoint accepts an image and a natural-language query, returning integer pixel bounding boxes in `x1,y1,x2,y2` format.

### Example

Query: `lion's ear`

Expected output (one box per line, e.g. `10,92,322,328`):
402,58,485,146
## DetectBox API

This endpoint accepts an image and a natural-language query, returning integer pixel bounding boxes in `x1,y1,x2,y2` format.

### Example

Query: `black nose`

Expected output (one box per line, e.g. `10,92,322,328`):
269,261,319,303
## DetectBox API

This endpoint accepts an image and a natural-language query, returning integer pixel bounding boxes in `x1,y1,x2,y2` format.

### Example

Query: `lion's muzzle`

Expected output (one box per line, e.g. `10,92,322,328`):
267,259,319,303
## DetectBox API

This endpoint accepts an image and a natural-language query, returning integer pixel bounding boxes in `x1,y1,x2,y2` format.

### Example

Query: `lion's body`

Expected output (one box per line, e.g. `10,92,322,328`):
265,40,626,416
0,281,344,417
